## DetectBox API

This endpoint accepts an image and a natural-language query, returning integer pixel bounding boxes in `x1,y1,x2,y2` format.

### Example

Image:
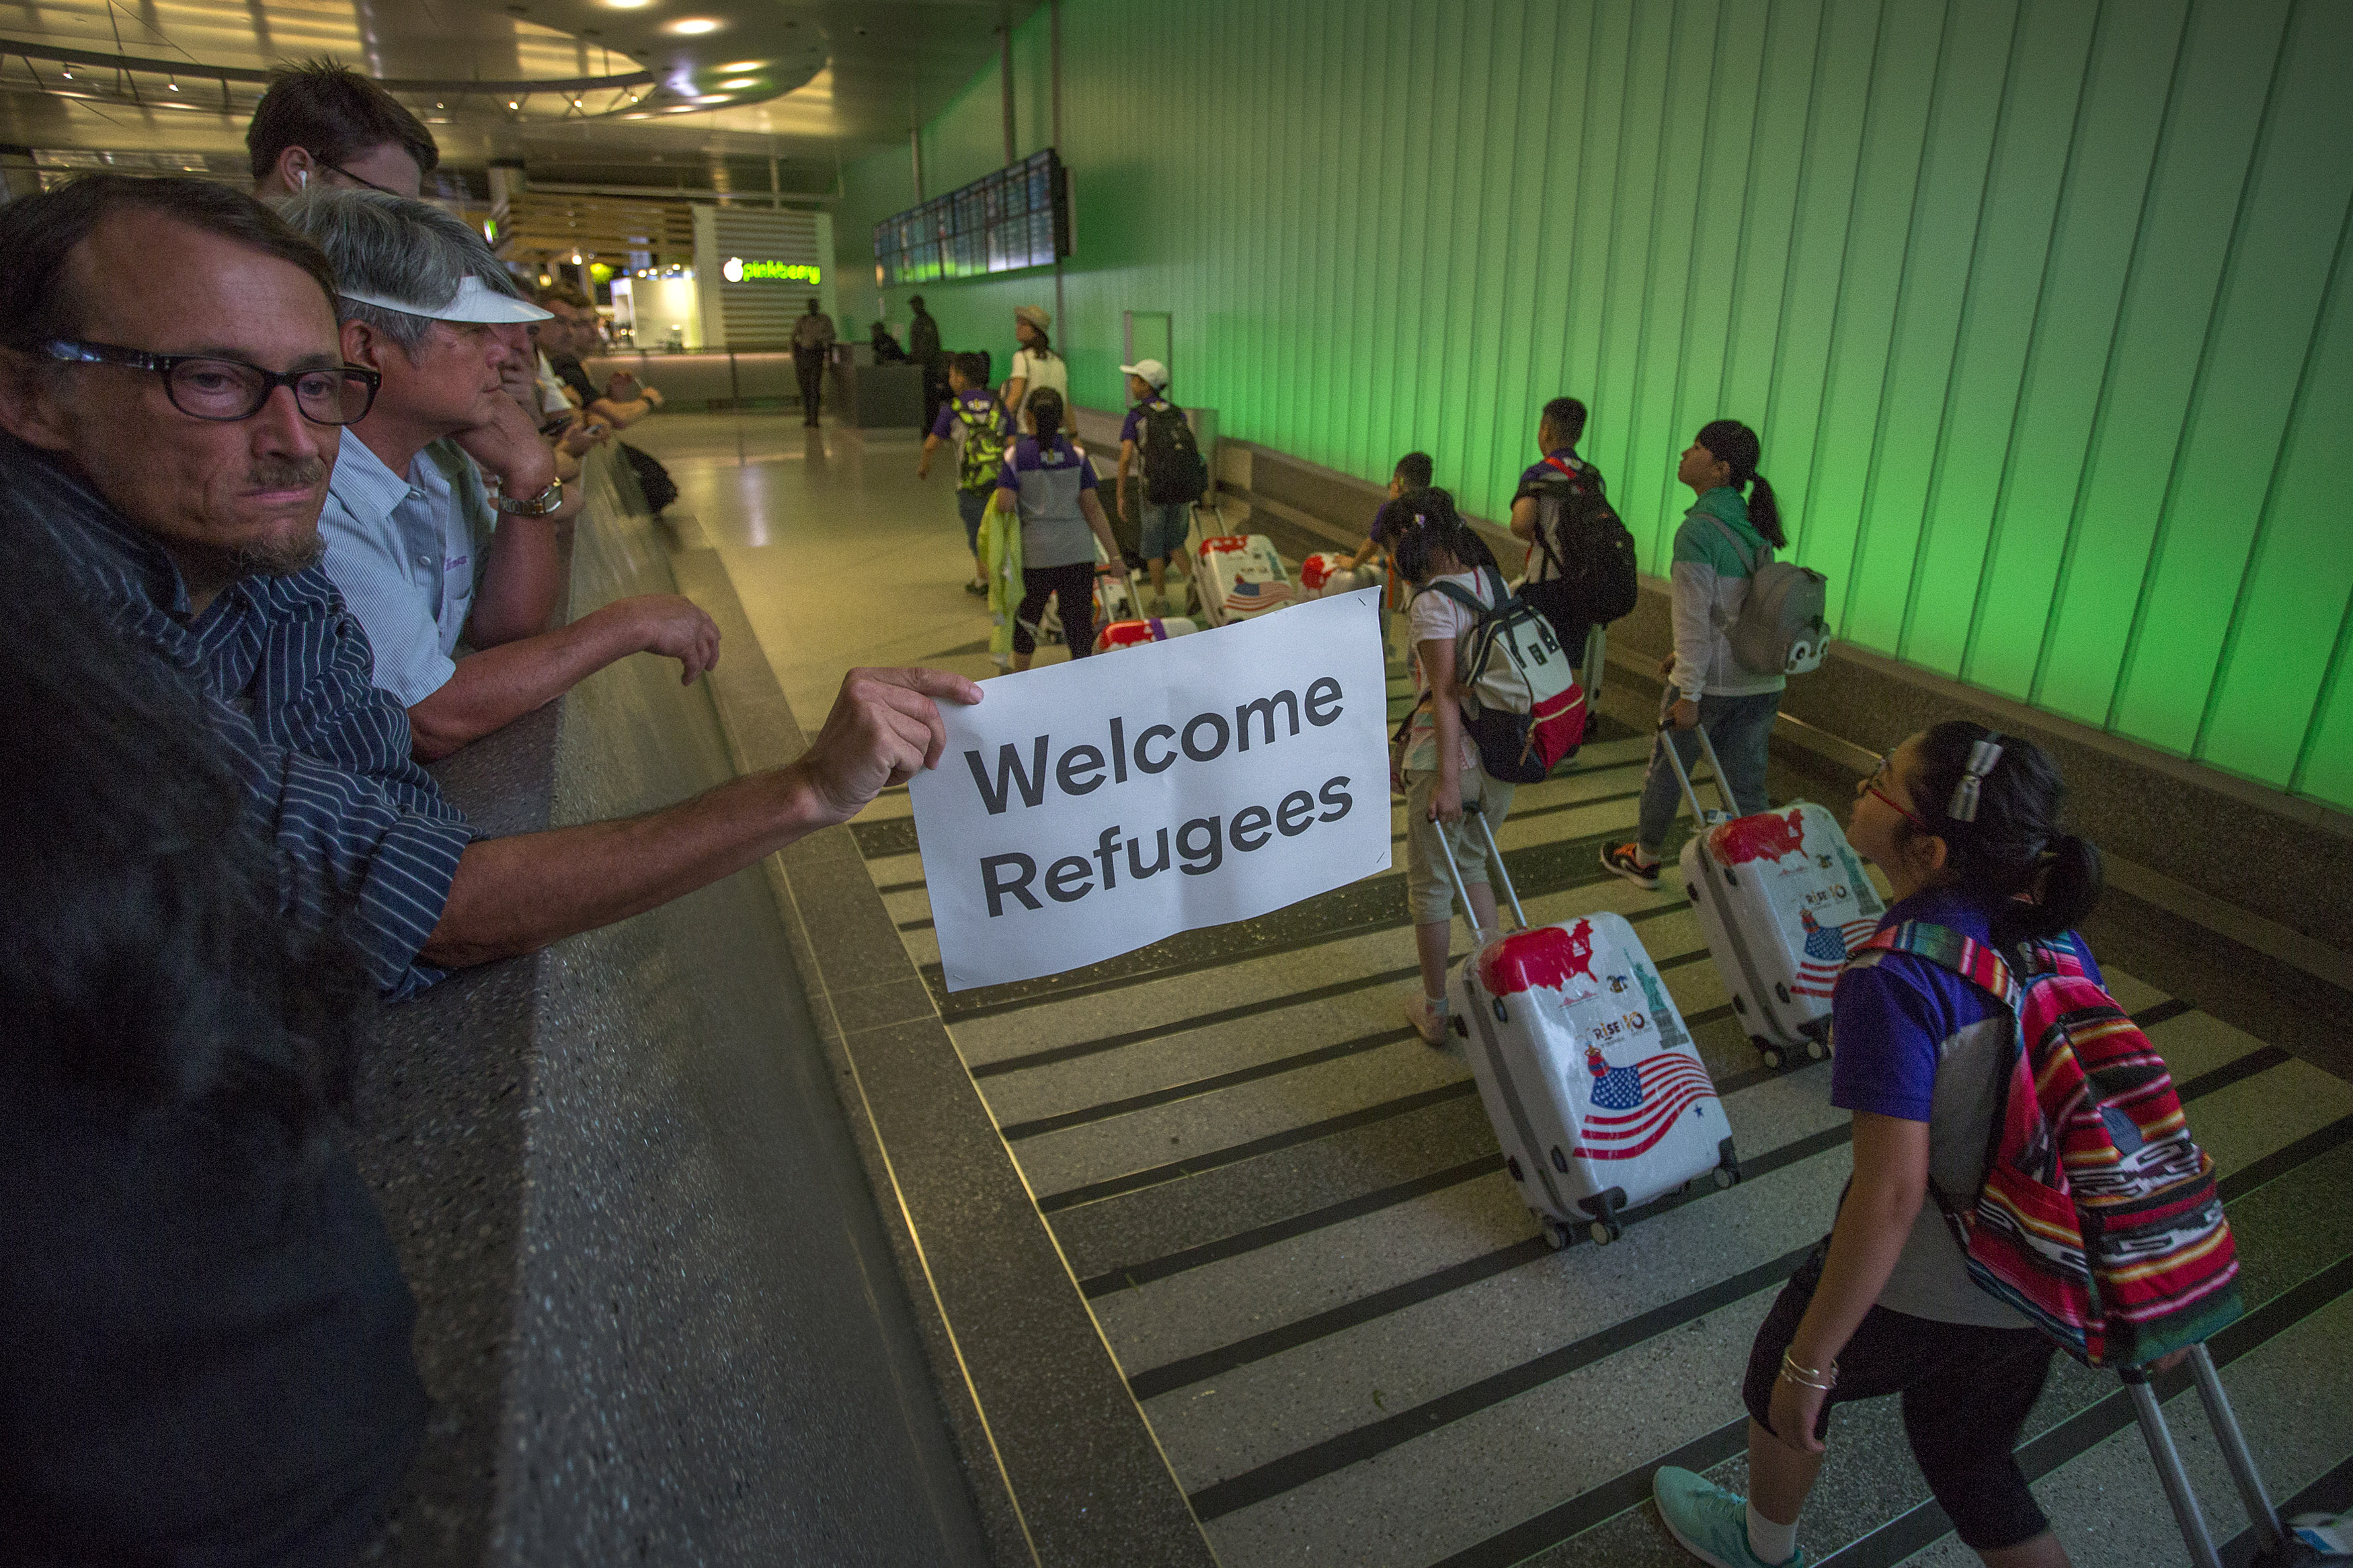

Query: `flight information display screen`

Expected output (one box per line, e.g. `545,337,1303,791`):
875,149,1070,288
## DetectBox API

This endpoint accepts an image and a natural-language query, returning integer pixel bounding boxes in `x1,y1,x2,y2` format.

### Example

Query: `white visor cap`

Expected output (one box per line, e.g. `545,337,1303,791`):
338,274,553,324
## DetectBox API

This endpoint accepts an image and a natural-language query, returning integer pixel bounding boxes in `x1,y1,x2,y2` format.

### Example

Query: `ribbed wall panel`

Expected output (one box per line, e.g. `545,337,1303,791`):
834,0,2353,810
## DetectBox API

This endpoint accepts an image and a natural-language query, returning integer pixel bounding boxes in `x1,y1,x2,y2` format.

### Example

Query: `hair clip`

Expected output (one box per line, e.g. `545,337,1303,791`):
1947,733,2005,823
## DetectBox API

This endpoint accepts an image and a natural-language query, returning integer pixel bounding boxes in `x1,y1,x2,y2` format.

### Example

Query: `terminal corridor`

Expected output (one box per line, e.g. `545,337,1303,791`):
641,411,2353,1568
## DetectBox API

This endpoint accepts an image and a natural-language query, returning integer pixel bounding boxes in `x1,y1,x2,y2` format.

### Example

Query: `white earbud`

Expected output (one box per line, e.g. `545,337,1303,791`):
296,167,308,190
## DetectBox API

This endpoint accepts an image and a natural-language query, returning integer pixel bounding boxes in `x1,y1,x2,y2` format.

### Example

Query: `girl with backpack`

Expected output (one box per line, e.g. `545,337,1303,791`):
1603,419,1787,891
1654,723,2127,1568
993,388,1128,672
1386,489,1517,1047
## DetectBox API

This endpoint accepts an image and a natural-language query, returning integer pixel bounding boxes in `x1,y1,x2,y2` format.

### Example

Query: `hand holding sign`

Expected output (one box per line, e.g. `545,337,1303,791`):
911,591,1390,990
802,666,986,826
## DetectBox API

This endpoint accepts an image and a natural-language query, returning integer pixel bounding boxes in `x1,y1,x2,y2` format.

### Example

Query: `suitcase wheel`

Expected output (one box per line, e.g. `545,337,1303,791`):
1712,1166,1737,1190
1805,1037,1828,1062
1537,1213,1570,1251
1589,1219,1622,1247
1753,1036,1785,1071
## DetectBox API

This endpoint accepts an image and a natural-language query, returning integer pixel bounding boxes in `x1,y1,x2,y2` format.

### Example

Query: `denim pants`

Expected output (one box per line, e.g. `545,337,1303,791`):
1635,688,1783,854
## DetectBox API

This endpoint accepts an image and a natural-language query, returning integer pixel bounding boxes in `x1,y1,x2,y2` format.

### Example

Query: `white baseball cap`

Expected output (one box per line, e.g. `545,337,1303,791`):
337,274,553,324
1119,358,1170,390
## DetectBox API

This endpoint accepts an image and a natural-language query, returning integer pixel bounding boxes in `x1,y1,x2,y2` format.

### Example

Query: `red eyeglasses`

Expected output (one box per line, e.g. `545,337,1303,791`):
1864,754,1937,835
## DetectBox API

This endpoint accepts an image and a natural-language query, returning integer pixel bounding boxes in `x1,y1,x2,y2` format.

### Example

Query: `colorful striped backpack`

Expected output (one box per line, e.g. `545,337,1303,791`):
1853,921,2242,1369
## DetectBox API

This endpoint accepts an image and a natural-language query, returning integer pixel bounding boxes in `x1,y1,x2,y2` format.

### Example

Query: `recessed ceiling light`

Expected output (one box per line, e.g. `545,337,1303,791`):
666,16,722,33
694,93,729,102
717,77,757,89
664,104,699,112
602,0,653,8
717,60,764,71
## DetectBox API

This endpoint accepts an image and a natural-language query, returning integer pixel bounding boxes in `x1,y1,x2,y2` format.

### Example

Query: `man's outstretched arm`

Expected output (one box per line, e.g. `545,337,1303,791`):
407,595,723,761
420,666,982,967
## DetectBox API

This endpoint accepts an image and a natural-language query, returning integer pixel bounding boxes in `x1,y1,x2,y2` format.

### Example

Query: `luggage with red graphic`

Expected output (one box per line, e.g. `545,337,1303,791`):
1189,523,1293,627
1093,616,1200,653
1661,723,1883,1070
1435,806,1738,1248
1300,551,1386,600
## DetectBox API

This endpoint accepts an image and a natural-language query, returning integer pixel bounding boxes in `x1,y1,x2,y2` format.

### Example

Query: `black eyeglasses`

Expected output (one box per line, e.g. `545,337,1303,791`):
325,163,403,196
44,340,381,425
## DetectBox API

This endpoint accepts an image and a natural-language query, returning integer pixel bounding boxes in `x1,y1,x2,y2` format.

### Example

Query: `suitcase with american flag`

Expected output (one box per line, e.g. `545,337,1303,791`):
1660,723,1885,1071
1434,807,1739,1249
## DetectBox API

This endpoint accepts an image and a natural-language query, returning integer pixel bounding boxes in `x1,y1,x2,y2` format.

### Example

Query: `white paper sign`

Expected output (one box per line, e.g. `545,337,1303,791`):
910,589,1392,991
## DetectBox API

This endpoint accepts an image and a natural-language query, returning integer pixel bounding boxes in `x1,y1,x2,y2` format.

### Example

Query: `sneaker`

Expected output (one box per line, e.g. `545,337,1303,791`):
1601,841,1663,891
1653,1468,1806,1568
1402,993,1449,1046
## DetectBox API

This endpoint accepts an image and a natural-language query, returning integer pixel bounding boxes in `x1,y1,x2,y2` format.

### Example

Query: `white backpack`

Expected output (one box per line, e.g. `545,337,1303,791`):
1707,519,1832,676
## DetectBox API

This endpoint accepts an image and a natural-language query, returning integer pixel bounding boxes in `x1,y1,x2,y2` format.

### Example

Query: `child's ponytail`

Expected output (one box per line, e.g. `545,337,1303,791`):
1695,418,1787,548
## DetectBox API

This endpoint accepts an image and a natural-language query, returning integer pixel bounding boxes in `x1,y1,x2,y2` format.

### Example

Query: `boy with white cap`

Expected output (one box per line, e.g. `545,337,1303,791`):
290,188,720,761
1114,358,1195,613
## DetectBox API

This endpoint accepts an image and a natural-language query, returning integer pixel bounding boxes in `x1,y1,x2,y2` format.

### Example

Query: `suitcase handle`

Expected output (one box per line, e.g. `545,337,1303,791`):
1429,801,1527,945
1656,714,1737,824
2125,1344,2305,1567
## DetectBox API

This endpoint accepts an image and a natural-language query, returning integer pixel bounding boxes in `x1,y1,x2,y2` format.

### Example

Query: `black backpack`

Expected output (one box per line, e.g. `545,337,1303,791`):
1523,456,1639,626
1140,402,1209,505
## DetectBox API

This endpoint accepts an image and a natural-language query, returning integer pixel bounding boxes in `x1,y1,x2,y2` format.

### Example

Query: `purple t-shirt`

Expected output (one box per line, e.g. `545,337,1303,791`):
1831,885,2103,1122
1830,884,2104,1325
930,389,1006,442
1515,447,1588,503
1119,396,1175,446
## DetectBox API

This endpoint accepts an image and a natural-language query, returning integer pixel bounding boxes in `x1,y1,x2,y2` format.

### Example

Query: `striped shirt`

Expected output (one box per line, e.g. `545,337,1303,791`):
0,435,475,1000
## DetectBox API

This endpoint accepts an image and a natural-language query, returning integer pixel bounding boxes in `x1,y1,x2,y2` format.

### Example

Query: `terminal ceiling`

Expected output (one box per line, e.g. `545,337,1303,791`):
0,0,1039,193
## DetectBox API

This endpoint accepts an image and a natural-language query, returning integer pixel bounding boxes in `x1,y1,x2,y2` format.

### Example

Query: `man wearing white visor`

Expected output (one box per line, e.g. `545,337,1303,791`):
288,189,719,760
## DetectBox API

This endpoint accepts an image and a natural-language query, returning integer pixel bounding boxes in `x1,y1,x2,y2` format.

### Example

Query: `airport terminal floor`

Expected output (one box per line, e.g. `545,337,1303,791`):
627,409,2353,1568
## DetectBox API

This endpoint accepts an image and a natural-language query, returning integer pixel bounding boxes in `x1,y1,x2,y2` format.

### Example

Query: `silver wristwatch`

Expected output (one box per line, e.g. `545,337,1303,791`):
492,477,564,517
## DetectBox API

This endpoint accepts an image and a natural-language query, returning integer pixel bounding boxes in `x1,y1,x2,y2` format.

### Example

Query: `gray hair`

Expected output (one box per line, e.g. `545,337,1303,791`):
276,186,516,353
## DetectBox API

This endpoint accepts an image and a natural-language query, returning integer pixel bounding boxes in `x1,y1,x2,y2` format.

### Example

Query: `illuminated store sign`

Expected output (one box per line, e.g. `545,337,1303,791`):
721,257,821,284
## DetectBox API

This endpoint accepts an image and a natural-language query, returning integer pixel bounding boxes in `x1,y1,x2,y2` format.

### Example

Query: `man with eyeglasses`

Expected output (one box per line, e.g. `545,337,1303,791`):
0,174,980,1002
247,59,439,204
283,188,714,760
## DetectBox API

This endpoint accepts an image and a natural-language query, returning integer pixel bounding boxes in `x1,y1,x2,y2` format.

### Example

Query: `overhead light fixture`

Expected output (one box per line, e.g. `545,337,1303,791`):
602,0,653,7
666,16,722,34
717,77,757,89
717,60,765,71
694,93,729,102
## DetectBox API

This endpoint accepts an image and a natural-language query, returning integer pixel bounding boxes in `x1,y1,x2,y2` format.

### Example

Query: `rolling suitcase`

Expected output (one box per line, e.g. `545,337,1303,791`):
1093,616,1200,653
1661,723,1885,1070
2129,1344,2323,1567
1191,530,1293,626
1300,552,1386,600
1435,805,1739,1249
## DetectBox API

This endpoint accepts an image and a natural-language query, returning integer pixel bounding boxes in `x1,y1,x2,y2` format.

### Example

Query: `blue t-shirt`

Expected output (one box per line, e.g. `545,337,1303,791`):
1831,884,2104,1326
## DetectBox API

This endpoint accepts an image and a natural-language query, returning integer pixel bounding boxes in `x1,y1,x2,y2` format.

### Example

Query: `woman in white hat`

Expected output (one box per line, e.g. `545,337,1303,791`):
1001,304,1068,428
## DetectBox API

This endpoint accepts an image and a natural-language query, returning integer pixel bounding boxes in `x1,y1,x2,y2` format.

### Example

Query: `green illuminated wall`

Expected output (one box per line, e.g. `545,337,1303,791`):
838,0,2353,811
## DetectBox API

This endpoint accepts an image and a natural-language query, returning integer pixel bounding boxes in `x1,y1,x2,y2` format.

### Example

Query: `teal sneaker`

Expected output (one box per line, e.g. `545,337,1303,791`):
1653,1467,1806,1568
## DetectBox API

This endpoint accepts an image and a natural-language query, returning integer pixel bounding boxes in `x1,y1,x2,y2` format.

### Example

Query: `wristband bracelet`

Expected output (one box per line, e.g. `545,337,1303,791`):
1779,1350,1837,1391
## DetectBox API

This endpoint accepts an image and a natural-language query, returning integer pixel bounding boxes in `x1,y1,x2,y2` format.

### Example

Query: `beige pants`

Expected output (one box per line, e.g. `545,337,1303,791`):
1403,766,1517,926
